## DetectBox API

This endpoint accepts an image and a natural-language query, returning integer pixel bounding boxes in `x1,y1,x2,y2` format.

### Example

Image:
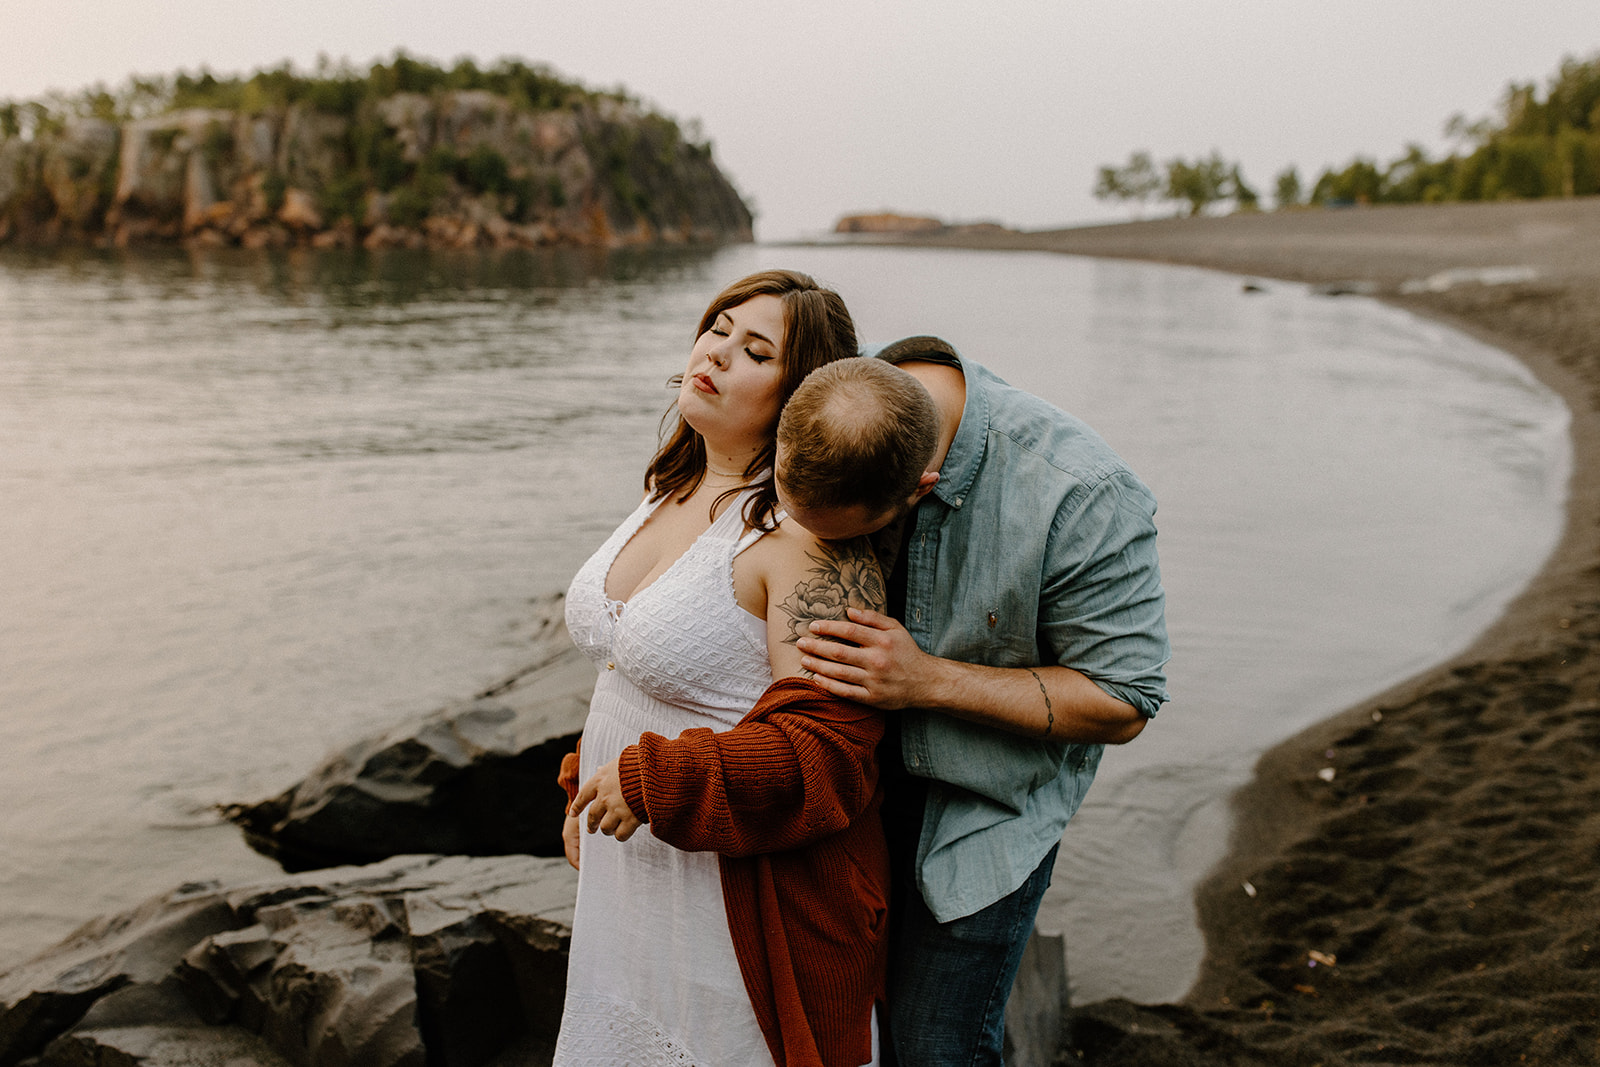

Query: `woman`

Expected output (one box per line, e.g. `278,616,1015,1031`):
554,270,891,1067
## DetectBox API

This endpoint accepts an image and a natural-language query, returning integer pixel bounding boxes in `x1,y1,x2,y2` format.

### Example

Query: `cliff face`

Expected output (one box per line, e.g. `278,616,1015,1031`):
0,91,753,249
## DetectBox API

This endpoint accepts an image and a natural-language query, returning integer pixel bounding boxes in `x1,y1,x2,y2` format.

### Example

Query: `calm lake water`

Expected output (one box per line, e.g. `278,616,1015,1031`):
0,241,1568,1005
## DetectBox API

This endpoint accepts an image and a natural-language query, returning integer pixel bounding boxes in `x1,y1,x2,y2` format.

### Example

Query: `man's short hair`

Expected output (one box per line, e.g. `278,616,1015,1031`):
777,357,940,514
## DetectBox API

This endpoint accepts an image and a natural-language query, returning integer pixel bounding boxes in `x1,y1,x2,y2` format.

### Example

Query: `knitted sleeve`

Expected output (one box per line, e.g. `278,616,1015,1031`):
557,741,581,804
616,677,884,859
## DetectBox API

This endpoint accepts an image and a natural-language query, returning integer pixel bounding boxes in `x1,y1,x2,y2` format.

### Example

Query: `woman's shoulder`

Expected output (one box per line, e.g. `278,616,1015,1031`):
742,520,887,678
757,520,887,615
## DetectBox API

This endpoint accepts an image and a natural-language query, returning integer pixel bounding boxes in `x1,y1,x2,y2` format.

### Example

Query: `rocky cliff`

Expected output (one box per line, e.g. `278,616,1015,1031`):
0,65,753,250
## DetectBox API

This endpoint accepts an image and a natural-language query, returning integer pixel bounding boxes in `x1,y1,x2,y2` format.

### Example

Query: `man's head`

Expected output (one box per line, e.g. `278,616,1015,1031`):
776,357,942,540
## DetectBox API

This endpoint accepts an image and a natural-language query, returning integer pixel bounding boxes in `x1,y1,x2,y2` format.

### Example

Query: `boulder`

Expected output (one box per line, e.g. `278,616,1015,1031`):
0,853,576,1067
226,598,593,872
40,979,296,1066
276,188,323,232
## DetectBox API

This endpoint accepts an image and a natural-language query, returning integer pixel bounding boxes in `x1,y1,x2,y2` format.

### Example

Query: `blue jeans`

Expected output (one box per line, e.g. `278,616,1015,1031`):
887,841,1059,1066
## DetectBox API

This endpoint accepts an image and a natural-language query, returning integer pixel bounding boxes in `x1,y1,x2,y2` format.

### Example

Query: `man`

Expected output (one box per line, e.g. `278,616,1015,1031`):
777,338,1170,1065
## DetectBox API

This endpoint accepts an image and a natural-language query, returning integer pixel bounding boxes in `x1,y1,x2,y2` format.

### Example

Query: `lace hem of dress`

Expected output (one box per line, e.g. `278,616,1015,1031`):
554,994,701,1066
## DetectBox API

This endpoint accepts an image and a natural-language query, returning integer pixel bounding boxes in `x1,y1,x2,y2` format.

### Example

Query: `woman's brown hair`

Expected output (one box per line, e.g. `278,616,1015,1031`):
646,270,856,530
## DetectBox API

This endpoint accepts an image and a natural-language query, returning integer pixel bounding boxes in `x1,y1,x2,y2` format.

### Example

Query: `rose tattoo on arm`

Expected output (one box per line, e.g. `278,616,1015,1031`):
778,540,887,659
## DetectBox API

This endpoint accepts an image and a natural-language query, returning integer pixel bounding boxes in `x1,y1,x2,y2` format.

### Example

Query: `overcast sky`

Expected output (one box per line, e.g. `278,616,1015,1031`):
4,1,1598,240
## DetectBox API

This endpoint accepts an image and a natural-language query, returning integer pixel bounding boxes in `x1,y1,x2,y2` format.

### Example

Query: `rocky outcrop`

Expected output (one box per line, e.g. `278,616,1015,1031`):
1,90,753,250
834,211,946,234
226,599,592,872
0,586,1081,1063
0,853,576,1067
0,850,1070,1067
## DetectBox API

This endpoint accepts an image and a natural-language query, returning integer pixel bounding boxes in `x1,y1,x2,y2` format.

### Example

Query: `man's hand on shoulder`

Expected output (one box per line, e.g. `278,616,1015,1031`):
796,606,940,709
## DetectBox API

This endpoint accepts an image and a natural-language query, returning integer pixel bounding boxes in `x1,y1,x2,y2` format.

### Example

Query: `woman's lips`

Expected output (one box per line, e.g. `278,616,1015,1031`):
692,373,718,394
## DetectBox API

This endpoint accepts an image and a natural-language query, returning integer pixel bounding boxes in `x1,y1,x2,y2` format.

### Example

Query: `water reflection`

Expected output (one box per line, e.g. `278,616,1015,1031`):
2,240,728,298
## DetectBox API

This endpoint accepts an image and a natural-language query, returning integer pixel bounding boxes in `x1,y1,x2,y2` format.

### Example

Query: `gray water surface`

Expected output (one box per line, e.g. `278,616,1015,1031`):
0,243,1568,1005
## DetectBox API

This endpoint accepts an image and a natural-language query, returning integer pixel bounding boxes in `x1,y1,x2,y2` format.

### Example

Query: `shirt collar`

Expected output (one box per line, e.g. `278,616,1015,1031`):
867,337,989,511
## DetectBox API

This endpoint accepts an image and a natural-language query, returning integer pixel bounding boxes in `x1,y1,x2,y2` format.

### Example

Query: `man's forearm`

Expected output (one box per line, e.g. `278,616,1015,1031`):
916,657,1147,744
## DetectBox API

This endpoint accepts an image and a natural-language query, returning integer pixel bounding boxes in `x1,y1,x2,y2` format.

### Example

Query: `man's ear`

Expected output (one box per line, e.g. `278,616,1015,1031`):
911,470,940,502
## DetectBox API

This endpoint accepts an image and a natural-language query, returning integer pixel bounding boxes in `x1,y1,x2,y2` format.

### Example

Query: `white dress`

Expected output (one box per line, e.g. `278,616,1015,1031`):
554,487,777,1066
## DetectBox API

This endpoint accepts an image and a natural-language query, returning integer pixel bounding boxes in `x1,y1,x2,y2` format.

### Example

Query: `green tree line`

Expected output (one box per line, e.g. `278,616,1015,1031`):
1095,51,1600,215
0,53,613,138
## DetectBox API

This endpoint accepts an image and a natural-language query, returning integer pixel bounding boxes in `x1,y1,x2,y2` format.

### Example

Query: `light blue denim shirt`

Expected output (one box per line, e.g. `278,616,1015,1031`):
873,338,1170,922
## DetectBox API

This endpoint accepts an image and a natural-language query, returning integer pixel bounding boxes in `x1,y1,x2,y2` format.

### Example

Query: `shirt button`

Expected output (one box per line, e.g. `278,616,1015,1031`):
606,661,615,671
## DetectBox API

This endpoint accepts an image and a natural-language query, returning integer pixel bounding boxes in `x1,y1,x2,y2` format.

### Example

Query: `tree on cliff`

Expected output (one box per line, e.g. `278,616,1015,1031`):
0,53,754,249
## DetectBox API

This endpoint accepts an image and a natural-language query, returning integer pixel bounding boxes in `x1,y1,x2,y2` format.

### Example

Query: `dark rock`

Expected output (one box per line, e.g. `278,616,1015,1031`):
1309,279,1380,297
0,884,238,1064
1005,928,1069,1067
1,854,576,1067
226,603,593,872
40,978,294,1066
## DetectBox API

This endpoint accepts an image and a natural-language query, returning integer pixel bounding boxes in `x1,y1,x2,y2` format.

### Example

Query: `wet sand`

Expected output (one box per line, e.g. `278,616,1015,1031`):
892,200,1600,1065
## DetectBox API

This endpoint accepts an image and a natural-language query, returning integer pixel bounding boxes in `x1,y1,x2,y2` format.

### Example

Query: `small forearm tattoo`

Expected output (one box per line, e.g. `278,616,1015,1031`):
1027,668,1055,737
778,539,887,648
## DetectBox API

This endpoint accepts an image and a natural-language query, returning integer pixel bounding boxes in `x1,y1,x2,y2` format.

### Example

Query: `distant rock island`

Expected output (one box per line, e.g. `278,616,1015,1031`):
0,57,753,249
833,211,1013,236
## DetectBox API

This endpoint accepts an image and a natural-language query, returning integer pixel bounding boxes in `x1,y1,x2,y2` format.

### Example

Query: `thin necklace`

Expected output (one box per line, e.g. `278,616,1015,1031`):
704,462,747,480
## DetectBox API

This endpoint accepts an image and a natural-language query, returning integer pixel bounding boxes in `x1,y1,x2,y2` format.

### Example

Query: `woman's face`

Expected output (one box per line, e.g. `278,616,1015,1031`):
677,294,788,455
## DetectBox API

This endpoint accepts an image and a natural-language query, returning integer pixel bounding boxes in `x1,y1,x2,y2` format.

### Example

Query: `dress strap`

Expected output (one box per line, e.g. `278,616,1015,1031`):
704,479,760,534
733,507,786,556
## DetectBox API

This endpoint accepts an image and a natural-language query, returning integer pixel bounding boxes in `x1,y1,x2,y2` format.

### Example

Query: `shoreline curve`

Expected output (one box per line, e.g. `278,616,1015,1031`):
857,198,1600,1064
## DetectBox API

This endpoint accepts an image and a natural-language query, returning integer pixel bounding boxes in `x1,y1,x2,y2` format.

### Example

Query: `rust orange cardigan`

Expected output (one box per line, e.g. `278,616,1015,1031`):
559,677,889,1067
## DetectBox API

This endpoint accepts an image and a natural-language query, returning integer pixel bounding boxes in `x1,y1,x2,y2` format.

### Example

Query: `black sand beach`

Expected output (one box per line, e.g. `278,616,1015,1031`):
894,199,1600,1065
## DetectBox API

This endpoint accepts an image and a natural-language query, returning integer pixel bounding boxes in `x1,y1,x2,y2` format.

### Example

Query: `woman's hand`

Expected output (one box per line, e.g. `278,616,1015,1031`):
563,811,582,869
569,758,643,842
